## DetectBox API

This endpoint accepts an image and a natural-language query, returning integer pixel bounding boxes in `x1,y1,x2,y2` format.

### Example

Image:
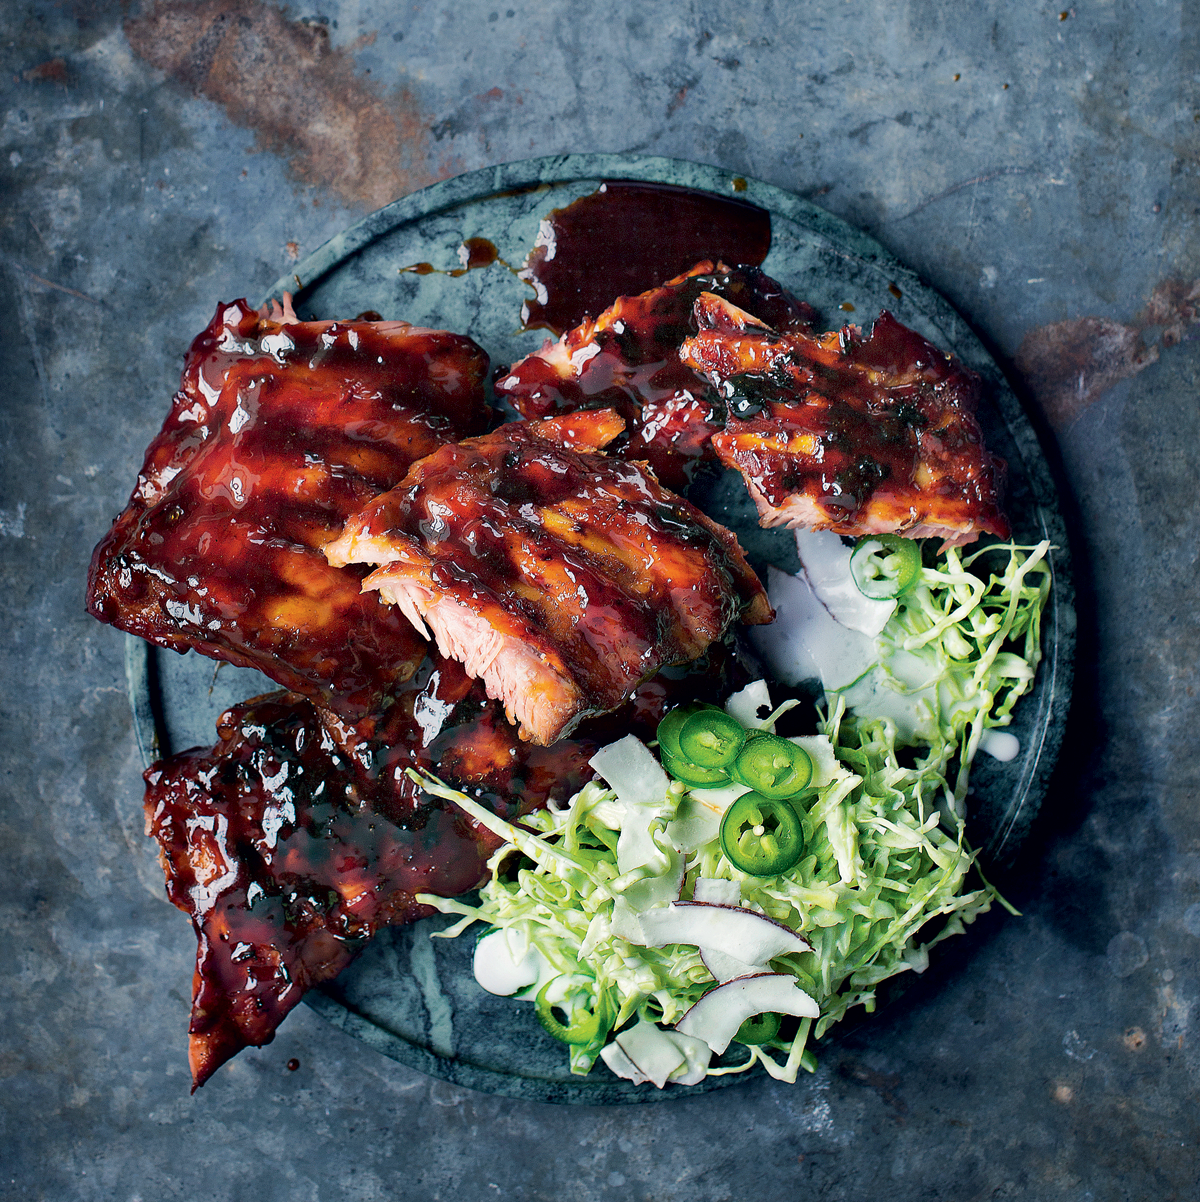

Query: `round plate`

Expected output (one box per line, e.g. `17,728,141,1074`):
124,153,1074,1103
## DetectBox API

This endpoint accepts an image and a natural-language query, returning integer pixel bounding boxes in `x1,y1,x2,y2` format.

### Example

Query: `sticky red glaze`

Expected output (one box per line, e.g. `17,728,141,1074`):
457,237,499,271
519,181,774,335
146,643,741,1089
685,302,1010,540
498,262,816,490
87,300,492,718
146,662,597,1089
336,411,771,742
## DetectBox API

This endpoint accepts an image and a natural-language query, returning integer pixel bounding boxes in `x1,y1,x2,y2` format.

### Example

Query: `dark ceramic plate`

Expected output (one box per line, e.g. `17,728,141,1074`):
124,154,1074,1103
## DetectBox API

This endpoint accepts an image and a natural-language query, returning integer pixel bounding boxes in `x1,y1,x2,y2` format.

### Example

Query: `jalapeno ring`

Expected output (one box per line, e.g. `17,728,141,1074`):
719,791,805,876
656,702,717,761
849,533,922,599
731,733,813,799
661,750,731,788
535,982,605,1045
678,709,747,768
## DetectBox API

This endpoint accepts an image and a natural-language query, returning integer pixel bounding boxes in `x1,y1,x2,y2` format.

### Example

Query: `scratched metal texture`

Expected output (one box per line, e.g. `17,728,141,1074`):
1,1,1197,1199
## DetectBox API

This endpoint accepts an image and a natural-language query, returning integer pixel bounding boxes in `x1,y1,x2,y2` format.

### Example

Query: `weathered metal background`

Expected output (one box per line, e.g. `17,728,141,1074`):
2,2,1197,1198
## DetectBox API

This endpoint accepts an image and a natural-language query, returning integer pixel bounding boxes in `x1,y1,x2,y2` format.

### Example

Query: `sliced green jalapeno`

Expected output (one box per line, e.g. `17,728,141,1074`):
735,1011,782,1045
535,982,605,1045
849,534,922,599
656,702,715,761
661,750,731,788
719,791,805,876
678,708,747,768
731,733,813,799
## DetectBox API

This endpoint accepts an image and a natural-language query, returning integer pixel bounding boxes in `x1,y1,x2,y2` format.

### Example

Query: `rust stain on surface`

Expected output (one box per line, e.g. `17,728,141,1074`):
1014,317,1157,429
23,58,69,84
125,0,435,210
1136,277,1200,345
1015,278,1200,429
1123,1026,1147,1051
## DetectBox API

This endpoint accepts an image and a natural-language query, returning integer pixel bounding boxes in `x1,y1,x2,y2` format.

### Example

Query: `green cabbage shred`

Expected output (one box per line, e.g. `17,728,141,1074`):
415,540,1051,1086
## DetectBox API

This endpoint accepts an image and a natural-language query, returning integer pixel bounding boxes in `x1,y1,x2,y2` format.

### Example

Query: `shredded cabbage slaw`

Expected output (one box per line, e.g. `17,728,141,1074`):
415,540,1051,1087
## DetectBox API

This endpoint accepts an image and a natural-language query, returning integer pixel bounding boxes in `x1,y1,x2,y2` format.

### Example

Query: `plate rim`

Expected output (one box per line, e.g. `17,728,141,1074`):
128,152,1075,1103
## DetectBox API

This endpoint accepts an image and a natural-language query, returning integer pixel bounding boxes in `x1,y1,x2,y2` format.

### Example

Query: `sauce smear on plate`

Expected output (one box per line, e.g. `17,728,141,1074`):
520,181,772,334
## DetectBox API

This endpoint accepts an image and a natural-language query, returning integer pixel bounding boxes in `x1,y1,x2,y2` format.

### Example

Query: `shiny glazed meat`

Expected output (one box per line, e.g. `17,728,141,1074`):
87,298,492,719
681,294,1010,545
495,262,816,490
145,662,599,1090
325,409,773,745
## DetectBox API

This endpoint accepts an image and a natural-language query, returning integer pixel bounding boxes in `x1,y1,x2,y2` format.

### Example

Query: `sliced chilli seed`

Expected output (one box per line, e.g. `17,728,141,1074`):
719,792,805,876
849,534,922,599
731,734,813,799
735,1011,782,1045
678,709,747,768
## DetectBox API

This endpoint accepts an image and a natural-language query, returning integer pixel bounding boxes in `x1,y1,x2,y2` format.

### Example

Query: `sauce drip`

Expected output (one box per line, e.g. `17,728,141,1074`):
458,236,499,270
519,181,773,335
400,237,506,279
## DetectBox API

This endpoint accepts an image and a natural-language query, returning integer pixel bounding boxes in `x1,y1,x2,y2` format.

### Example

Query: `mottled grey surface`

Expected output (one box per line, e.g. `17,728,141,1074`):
2,1,1198,1199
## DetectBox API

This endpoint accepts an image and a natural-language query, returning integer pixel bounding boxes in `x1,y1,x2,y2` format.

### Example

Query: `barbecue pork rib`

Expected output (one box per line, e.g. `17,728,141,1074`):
146,647,742,1089
494,261,816,490
325,409,772,745
87,298,492,719
146,660,599,1090
680,294,1010,545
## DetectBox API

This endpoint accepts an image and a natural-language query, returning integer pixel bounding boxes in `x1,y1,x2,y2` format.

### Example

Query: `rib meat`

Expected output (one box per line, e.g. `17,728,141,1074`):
146,661,599,1090
325,409,772,745
87,298,492,719
146,646,743,1089
495,261,816,490
681,294,1010,545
